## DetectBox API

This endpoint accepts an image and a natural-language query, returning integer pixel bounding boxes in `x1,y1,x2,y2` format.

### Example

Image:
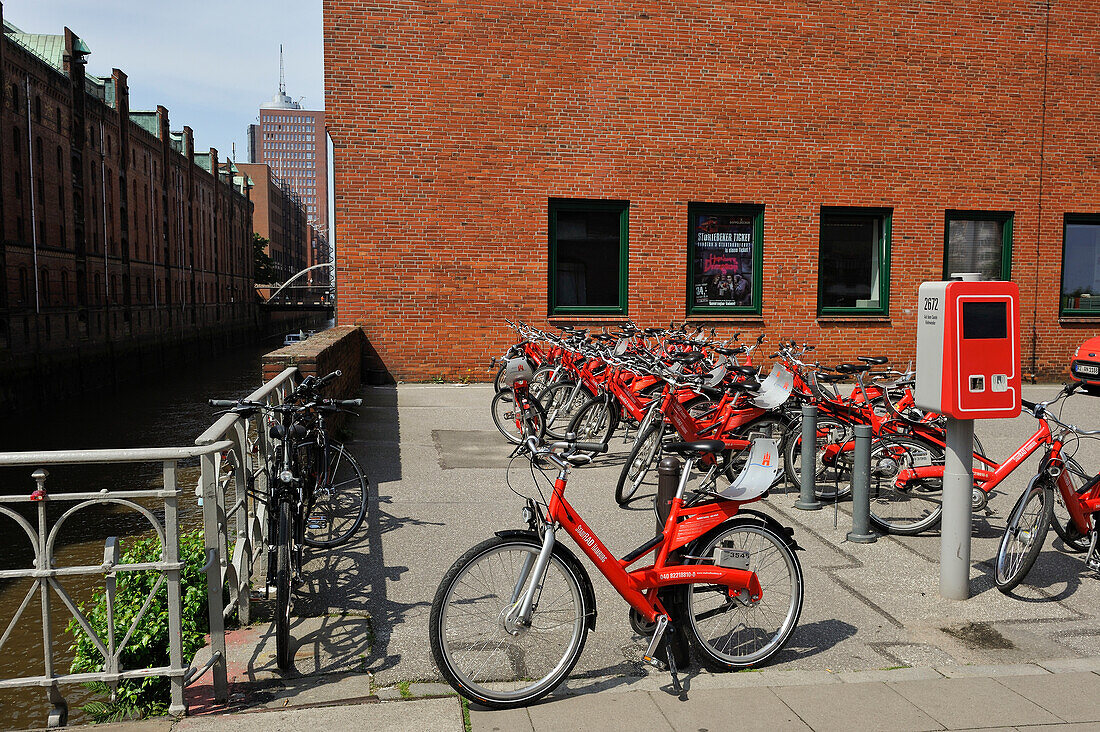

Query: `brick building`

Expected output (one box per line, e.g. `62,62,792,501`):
247,60,328,235
323,1,1100,382
237,162,309,283
1,4,255,358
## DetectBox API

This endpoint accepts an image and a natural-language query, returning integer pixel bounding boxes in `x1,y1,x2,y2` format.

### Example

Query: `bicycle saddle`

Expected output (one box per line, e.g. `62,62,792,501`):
664,439,726,456
670,351,706,366
731,365,758,377
835,362,871,374
643,327,663,335
857,356,889,365
818,373,847,383
714,346,746,356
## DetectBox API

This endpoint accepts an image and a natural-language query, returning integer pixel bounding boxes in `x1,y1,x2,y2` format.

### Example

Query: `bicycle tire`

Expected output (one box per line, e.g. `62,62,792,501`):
616,423,664,505
996,479,1054,593
866,435,946,536
541,381,593,440
682,517,803,669
493,365,507,393
1051,458,1091,552
304,444,371,548
566,397,618,451
529,365,561,399
490,389,546,444
429,535,590,709
782,415,853,499
275,500,293,671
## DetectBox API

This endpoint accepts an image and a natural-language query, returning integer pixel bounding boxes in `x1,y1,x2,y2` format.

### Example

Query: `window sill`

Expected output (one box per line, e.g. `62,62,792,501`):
685,315,765,324
1059,316,1100,324
816,316,892,325
547,315,631,323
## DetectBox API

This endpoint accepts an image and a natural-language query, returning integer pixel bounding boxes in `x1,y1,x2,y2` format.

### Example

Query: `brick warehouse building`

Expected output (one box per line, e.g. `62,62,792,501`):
0,5,257,404
323,1,1099,382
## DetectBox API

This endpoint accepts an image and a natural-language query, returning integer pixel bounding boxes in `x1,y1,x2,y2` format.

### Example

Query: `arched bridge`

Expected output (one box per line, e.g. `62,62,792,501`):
257,264,335,312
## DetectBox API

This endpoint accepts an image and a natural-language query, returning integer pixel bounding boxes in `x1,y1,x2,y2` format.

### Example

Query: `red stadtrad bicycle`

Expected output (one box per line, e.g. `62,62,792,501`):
429,431,804,708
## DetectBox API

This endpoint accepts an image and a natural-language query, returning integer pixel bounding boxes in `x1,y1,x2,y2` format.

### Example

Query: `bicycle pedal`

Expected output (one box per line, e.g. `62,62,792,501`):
642,654,667,671
306,515,328,530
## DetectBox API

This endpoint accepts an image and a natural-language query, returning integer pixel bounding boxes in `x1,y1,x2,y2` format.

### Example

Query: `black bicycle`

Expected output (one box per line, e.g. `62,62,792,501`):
211,371,370,670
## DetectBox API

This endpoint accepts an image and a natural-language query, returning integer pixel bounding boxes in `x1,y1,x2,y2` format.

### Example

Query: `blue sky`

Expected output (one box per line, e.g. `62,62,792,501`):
3,0,324,161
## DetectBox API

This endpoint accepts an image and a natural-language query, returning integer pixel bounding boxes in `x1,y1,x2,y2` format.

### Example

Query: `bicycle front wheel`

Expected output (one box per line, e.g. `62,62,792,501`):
683,518,803,669
616,423,663,505
541,381,591,440
304,444,371,548
567,397,617,450
996,479,1053,593
430,536,590,709
275,500,294,671
783,416,853,499
866,435,946,536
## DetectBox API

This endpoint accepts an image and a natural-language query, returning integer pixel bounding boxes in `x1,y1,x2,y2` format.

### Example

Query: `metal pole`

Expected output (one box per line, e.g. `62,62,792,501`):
200,452,229,702
163,461,186,716
847,424,877,543
795,404,823,510
941,418,974,599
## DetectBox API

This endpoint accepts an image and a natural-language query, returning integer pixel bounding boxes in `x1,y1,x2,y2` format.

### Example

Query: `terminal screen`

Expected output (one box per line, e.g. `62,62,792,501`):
962,301,1007,340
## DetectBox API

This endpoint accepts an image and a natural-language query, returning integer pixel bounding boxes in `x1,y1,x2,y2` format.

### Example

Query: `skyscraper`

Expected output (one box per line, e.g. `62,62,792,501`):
247,47,327,234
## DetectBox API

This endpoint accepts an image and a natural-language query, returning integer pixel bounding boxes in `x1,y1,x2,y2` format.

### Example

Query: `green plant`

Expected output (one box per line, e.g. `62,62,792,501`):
67,530,213,722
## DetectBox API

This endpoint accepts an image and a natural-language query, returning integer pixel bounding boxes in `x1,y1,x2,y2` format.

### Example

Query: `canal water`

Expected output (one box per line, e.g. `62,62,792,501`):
0,331,306,729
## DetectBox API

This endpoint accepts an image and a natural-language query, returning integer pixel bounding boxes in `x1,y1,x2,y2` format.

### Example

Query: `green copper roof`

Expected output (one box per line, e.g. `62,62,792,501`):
8,33,66,69
194,152,212,172
130,111,158,137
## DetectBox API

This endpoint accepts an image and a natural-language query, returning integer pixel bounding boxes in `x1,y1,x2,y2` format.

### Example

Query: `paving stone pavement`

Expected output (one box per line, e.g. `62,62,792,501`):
161,383,1100,731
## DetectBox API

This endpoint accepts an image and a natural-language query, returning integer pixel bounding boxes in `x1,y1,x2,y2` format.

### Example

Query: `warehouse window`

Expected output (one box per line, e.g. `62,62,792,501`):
944,211,1012,281
687,203,764,315
549,199,628,315
1061,214,1100,316
818,207,891,316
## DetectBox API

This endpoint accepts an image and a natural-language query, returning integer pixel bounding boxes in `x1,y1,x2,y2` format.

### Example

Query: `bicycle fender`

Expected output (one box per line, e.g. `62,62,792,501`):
494,529,598,630
688,510,803,553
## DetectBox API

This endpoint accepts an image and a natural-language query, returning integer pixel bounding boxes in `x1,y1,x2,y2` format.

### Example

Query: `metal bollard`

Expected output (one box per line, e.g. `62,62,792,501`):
656,455,681,529
794,404,823,510
847,424,877,543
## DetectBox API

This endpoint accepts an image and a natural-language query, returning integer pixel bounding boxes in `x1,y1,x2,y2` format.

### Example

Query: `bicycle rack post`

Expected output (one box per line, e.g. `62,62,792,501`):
941,417,975,600
847,424,877,543
795,404,823,510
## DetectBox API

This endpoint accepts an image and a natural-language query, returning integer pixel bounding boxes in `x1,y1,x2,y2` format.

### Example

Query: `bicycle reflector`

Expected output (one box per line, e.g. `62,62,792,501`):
502,357,533,388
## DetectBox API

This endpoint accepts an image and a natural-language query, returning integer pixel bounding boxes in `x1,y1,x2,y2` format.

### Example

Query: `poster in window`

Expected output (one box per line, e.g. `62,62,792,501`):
692,214,755,308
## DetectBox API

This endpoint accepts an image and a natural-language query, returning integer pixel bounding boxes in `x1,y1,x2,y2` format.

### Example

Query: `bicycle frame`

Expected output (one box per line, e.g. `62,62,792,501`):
519,457,761,626
894,419,1057,493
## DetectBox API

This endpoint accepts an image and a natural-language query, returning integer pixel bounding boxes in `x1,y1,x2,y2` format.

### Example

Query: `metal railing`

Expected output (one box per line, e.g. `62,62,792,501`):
0,367,299,727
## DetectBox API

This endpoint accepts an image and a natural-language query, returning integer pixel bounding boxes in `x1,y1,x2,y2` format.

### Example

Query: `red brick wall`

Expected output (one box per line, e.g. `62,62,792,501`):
262,325,364,399
324,1,1100,381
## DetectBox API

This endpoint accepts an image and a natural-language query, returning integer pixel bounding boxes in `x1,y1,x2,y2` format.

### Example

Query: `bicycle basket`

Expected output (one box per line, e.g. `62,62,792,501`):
501,356,535,388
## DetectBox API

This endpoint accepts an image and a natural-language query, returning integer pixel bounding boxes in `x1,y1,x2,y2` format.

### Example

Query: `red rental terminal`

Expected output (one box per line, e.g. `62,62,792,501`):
915,280,1022,419
915,277,1021,601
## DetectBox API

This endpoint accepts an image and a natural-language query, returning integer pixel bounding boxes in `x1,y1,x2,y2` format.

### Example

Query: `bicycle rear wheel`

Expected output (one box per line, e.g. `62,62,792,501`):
866,435,946,536
490,389,546,444
541,381,591,440
683,517,803,669
430,536,589,709
304,444,371,548
996,479,1053,593
275,500,294,671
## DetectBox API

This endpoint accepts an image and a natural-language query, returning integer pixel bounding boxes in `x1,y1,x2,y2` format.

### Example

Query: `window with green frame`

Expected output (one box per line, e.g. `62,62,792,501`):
943,210,1013,281
686,203,763,316
548,199,628,316
1061,214,1100,316
817,207,891,316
